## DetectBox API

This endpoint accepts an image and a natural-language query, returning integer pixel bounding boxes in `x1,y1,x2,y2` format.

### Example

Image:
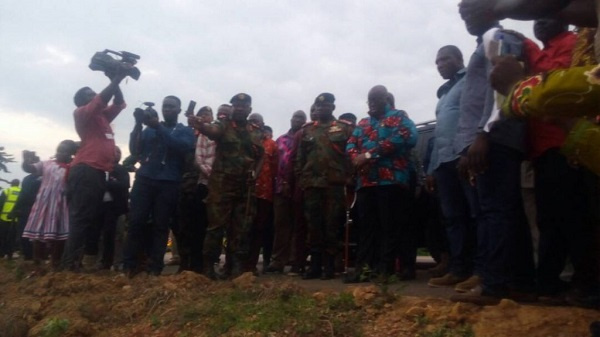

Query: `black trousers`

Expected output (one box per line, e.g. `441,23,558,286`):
62,164,106,270
355,185,412,275
0,220,17,257
534,148,598,293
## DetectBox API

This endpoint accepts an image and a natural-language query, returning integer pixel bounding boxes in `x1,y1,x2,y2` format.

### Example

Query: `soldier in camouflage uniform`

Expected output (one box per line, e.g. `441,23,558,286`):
188,93,264,279
295,93,353,280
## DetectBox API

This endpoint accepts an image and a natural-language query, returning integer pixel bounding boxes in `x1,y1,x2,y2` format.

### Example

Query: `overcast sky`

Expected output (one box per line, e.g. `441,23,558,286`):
0,0,535,185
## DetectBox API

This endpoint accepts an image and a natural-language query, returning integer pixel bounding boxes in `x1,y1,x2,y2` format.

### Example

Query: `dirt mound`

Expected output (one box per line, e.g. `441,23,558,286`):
0,260,597,337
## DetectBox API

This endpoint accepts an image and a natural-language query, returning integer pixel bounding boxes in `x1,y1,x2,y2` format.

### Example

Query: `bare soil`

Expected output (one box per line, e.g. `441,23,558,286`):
0,260,597,337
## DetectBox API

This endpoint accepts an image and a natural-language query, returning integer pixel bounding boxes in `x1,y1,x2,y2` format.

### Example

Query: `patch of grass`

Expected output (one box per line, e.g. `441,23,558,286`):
418,323,474,337
326,292,356,311
187,287,363,337
150,315,161,329
14,264,25,281
41,318,69,337
417,248,431,257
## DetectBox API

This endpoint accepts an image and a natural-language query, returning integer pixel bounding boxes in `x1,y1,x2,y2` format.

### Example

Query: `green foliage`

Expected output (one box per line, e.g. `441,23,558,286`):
41,318,69,337
418,323,475,337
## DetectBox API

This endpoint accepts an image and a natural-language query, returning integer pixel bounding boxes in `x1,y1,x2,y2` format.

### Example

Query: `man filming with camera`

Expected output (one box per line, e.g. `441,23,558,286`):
61,61,131,271
122,96,195,277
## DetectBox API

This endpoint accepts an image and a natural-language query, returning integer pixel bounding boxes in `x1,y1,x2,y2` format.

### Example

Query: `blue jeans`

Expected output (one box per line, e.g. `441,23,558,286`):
123,176,180,275
434,159,481,277
476,143,535,295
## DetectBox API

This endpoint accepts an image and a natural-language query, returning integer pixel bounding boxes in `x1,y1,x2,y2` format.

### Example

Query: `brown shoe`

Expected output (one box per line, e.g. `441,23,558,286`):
454,275,481,293
427,273,468,288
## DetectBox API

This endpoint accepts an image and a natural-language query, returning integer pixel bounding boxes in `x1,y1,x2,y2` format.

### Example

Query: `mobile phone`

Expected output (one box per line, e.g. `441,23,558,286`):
186,100,197,116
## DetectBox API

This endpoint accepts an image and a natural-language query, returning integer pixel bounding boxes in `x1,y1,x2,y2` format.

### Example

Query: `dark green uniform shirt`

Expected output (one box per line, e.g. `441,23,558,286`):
208,119,264,186
295,119,353,188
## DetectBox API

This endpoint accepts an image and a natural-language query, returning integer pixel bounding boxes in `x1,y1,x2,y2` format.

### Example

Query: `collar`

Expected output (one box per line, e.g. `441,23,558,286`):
437,68,466,98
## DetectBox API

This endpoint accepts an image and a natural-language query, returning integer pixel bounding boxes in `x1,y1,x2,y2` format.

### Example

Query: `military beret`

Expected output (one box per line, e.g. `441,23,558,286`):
314,92,335,104
230,93,252,105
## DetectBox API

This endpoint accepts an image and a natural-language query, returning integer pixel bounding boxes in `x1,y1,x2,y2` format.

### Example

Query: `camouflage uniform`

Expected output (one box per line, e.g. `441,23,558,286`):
203,118,264,275
295,118,352,276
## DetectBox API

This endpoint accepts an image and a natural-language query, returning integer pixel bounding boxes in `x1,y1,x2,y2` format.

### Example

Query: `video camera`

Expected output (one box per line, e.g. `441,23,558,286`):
134,102,159,123
89,49,141,80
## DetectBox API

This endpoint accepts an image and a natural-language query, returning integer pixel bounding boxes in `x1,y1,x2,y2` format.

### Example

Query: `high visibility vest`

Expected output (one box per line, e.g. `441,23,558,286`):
0,186,20,222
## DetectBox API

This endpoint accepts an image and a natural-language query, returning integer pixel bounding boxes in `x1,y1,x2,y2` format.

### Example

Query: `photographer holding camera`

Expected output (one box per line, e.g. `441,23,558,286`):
61,63,131,271
123,96,195,277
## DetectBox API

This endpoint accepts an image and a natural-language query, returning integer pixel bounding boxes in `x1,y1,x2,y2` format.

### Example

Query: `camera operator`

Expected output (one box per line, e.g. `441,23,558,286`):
122,96,195,277
61,68,130,271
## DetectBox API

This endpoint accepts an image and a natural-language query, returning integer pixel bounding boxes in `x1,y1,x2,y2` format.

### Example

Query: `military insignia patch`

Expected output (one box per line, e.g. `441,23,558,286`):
318,95,325,102
238,94,245,100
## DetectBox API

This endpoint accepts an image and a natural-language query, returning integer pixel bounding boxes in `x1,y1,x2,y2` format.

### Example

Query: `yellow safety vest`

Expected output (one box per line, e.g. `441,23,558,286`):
0,186,20,222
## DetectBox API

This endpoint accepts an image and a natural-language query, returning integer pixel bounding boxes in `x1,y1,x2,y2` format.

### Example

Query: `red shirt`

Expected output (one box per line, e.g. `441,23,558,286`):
255,137,278,201
524,32,576,159
70,95,126,172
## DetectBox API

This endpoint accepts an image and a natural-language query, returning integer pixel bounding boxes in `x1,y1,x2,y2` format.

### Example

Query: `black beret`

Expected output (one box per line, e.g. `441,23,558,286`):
230,93,252,105
314,92,335,104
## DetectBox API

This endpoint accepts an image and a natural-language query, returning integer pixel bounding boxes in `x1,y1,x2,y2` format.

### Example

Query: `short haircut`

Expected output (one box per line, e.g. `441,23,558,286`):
264,125,273,133
59,139,79,155
73,86,92,107
439,45,463,62
339,112,357,124
164,95,181,107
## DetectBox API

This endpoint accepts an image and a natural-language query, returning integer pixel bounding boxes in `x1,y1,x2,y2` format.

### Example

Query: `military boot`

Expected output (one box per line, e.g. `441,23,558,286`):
230,253,249,279
202,256,217,280
321,253,335,280
303,253,322,280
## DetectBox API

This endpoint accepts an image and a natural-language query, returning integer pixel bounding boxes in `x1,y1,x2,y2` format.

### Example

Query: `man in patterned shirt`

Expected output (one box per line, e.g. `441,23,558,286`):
345,85,417,282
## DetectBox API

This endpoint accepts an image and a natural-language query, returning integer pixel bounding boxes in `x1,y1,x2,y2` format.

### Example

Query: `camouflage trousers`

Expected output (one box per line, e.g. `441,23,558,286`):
203,175,256,263
304,186,345,256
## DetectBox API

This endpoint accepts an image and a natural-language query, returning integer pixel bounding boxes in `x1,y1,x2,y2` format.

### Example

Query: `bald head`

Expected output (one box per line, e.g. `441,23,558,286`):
291,110,307,131
368,85,389,116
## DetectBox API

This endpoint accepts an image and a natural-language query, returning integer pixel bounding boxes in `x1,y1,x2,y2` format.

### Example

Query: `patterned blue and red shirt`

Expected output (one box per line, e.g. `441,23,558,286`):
346,106,417,190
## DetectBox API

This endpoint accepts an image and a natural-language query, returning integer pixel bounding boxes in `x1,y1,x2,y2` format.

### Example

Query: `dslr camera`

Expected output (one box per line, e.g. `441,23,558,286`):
89,49,141,80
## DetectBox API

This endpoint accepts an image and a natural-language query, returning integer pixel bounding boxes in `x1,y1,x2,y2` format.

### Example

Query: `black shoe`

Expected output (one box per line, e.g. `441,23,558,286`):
302,269,322,280
321,253,334,280
303,252,322,280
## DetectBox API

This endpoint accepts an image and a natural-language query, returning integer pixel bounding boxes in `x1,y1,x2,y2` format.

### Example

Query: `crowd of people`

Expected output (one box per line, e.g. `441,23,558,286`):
0,0,599,310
